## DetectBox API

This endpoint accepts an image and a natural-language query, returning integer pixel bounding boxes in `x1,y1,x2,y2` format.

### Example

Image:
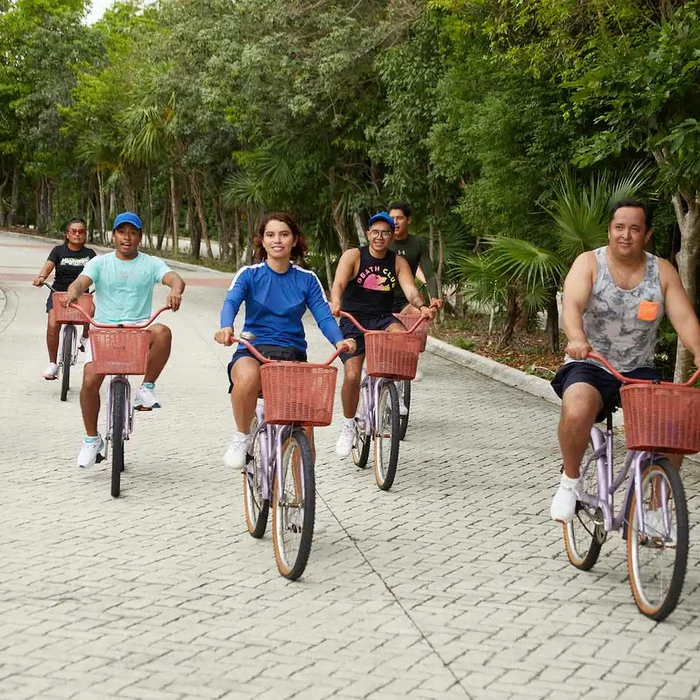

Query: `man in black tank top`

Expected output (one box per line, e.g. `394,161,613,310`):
330,212,435,457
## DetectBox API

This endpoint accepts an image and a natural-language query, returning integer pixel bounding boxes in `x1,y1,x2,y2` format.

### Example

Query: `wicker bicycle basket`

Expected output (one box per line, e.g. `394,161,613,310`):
52,293,94,324
620,383,700,454
260,362,338,427
90,328,151,376
394,314,428,352
365,331,421,381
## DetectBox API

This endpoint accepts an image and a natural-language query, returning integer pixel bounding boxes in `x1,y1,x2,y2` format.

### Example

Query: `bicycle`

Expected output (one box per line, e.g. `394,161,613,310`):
72,303,170,498
40,282,93,401
232,334,341,580
562,352,700,621
339,311,423,490
393,313,429,440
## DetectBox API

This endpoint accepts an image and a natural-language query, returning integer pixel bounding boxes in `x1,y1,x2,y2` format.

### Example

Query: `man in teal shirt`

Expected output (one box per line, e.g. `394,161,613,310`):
64,212,186,468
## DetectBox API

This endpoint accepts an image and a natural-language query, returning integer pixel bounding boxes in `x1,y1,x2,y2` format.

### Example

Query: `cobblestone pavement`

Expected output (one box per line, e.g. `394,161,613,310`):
1,231,699,700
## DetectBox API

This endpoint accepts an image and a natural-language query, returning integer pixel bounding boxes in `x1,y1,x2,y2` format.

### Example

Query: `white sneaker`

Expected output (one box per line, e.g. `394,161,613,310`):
43,362,59,380
224,432,249,469
550,474,582,523
335,420,356,457
645,508,675,542
134,383,160,410
398,395,409,416
77,434,104,468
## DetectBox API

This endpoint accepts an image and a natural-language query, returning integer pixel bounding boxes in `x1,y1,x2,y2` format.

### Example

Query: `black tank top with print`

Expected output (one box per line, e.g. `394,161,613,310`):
341,246,398,319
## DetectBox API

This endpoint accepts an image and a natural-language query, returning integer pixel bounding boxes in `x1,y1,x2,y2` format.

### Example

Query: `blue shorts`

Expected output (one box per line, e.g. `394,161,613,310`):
46,293,54,313
227,345,307,393
551,361,660,422
339,314,402,362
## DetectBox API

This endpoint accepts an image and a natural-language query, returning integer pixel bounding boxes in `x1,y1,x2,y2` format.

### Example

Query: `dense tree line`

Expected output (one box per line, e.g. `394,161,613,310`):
2,0,700,375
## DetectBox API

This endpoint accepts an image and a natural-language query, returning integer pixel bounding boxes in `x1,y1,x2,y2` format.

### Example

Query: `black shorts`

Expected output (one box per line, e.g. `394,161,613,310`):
227,345,307,393
391,296,410,314
46,293,55,313
339,315,402,362
551,361,660,422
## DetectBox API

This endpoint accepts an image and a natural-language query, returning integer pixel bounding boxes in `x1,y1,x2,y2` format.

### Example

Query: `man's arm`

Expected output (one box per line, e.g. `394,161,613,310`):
561,251,596,359
63,274,93,306
660,259,700,365
396,257,435,320
162,271,185,311
330,249,360,315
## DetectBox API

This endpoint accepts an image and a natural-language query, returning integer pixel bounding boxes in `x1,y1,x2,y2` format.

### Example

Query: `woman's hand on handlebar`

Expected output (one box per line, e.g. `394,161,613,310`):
32,276,45,287
336,338,356,354
567,338,592,360
215,327,235,346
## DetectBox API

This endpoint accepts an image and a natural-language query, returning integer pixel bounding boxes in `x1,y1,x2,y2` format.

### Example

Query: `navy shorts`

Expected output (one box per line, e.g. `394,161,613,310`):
551,361,660,422
339,314,403,362
227,345,307,393
46,293,54,313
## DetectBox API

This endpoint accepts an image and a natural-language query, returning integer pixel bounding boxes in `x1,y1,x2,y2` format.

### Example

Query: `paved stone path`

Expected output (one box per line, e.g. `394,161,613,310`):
1,231,699,700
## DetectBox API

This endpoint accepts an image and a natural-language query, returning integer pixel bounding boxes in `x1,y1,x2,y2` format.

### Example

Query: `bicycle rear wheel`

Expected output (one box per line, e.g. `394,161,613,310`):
352,387,370,469
111,381,126,497
563,438,606,570
272,427,315,581
60,324,75,402
374,381,400,491
398,380,411,441
243,420,269,538
627,459,688,621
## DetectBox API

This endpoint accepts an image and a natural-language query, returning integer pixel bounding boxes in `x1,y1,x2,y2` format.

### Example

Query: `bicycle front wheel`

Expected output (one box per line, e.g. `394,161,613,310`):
563,438,606,571
352,387,370,469
243,421,269,538
374,381,400,491
60,324,75,402
272,427,315,581
111,381,126,498
398,380,411,441
627,459,688,621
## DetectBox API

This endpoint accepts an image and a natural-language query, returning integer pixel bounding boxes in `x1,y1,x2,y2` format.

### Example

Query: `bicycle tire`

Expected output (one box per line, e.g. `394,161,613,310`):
374,381,400,491
60,324,75,402
627,459,688,621
398,380,411,440
111,381,126,498
272,427,315,581
352,387,370,469
243,421,269,538
563,438,605,571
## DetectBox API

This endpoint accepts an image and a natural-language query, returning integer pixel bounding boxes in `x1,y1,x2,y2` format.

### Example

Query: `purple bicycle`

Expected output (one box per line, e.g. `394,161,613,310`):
340,312,422,491
562,352,698,621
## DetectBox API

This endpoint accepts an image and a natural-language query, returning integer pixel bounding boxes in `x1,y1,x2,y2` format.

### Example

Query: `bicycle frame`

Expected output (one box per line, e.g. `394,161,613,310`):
356,370,390,437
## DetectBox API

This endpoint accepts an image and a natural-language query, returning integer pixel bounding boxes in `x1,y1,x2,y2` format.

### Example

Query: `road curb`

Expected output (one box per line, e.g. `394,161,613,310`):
425,335,559,405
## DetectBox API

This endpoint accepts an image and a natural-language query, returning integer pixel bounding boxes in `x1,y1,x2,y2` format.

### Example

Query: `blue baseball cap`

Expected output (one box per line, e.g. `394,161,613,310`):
113,212,143,231
367,212,395,232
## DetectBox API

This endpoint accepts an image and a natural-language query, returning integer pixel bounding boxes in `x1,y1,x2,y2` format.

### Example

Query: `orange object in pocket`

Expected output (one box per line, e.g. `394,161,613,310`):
637,300,660,322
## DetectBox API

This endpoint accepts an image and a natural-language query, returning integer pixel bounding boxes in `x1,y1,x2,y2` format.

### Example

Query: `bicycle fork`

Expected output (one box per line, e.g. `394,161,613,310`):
103,376,133,461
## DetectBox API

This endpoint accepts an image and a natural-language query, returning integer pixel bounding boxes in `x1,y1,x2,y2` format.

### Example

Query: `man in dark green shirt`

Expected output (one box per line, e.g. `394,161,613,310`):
387,202,440,314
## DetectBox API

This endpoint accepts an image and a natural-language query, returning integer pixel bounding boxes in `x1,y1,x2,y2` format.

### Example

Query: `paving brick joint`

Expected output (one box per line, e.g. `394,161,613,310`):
1,231,699,700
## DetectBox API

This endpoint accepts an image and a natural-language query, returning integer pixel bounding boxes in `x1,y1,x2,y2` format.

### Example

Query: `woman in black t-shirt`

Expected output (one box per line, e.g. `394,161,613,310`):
32,218,97,380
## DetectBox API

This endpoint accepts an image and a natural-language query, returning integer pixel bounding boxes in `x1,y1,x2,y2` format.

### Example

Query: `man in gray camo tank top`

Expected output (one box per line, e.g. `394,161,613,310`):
550,200,700,523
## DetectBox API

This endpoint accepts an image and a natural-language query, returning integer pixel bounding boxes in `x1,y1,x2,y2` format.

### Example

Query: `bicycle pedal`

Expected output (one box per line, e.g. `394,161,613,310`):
134,406,153,412
95,453,105,464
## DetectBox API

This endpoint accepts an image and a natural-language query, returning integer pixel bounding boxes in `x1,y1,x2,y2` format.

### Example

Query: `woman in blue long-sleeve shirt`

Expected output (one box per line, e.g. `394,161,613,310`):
215,213,355,468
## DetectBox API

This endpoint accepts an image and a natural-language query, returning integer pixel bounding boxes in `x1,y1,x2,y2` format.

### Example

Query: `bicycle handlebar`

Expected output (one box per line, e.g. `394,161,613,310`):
588,352,700,387
69,303,170,329
339,310,427,334
229,334,344,366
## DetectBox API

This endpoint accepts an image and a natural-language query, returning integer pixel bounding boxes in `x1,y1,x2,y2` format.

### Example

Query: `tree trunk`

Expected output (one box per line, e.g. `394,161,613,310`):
546,290,560,353
331,200,350,251
0,172,9,226
498,285,520,349
246,206,255,264
324,251,333,292
218,196,229,262
353,212,367,246
8,163,20,227
436,228,445,324
170,170,180,257
187,172,213,259
232,210,241,268
157,189,170,251
97,168,107,245
671,191,700,382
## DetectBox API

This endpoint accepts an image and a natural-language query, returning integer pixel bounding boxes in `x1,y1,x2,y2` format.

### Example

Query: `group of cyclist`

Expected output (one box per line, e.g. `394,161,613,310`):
32,198,700,530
